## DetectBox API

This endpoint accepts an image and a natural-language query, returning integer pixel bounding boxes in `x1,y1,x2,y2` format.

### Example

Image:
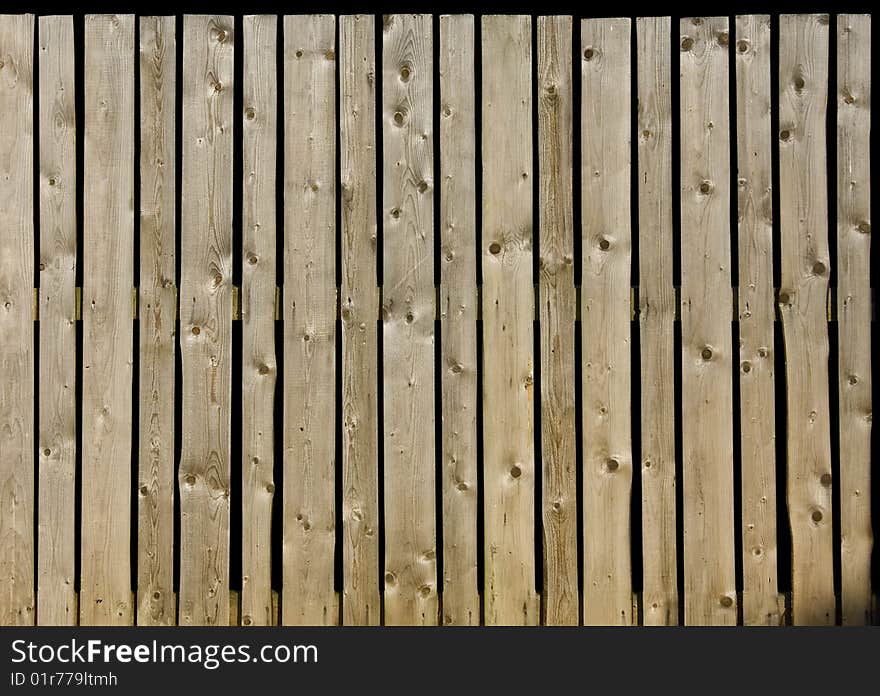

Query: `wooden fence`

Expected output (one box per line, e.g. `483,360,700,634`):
0,12,874,626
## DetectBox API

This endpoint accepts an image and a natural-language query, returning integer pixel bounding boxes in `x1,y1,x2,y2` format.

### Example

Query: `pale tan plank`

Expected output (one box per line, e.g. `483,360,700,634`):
778,13,834,626
137,14,176,627
438,14,479,626
240,14,277,628
481,15,538,625
836,13,872,626
37,14,76,626
179,14,234,626
381,13,437,627
538,15,578,626
340,14,380,625
637,16,678,627
283,14,338,626
679,16,736,625
581,17,633,626
735,15,784,626
80,13,134,626
0,13,35,626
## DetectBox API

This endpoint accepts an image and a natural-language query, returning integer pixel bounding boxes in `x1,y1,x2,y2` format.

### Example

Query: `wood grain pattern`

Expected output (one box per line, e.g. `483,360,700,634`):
37,14,76,626
241,14,277,628
81,13,134,626
179,14,234,626
0,12,35,626
636,16,678,627
438,13,479,627
283,13,338,626
581,17,633,626
381,14,437,626
538,15,578,626
340,14,380,625
734,14,783,626
836,13,872,626
778,13,834,626
679,16,736,625
137,14,176,627
481,15,538,625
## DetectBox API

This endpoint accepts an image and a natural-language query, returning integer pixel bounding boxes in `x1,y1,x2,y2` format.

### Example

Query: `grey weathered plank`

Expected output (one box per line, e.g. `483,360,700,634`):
37,14,76,626
179,14,234,626
581,17,633,626
340,14,380,625
0,12,35,626
778,13,834,626
283,13,338,626
80,13,135,626
679,16,736,625
481,14,538,625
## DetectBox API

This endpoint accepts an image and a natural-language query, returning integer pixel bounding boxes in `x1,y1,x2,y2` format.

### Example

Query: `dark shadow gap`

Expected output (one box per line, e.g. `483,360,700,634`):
374,13,385,622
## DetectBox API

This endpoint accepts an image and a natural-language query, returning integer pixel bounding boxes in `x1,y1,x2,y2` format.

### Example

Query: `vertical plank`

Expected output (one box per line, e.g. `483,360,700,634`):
538,15,578,626
0,12,35,626
340,14,380,625
37,14,76,626
581,17,633,626
137,14,176,626
735,14,783,626
679,16,736,625
283,14,338,626
778,13,834,626
179,14,234,626
438,13,479,626
836,13,872,626
381,13,437,627
481,14,538,625
637,16,678,626
241,14,277,628
80,13,134,626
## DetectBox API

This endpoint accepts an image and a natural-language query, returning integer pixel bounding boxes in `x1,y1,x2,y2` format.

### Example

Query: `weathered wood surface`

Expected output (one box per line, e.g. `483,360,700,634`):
679,16,736,625
37,14,76,626
283,13,338,626
778,13,834,626
581,17,632,626
636,15,678,627
836,13,872,626
481,14,538,625
734,14,783,626
340,14,380,625
179,14,234,626
241,13,277,628
438,13,479,627
137,14,176,627
0,12,35,626
81,13,135,626
381,13,437,626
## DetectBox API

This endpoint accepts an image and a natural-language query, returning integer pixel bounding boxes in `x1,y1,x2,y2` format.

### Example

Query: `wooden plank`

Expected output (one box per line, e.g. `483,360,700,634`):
179,14,234,626
438,13,478,627
137,14,176,627
80,13,134,626
37,14,76,626
836,13,872,626
0,12,35,626
240,13,277,628
481,14,538,625
283,14,338,627
734,15,783,626
778,13,834,626
581,17,633,626
381,13,437,627
679,16,736,625
340,14,380,625
538,15,578,626
636,16,678,627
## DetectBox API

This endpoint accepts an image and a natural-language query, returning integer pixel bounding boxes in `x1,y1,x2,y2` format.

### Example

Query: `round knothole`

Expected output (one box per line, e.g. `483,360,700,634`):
245,107,256,121
812,260,826,275
794,75,805,90
185,474,196,486
757,347,768,358
393,111,405,127
242,616,252,626
778,292,790,305
450,363,462,374
325,50,335,61
258,364,270,375
456,481,468,492
266,483,275,494
510,465,522,479
680,36,694,52
405,312,414,324
736,39,750,54
720,595,734,608
811,510,823,523
384,572,396,585
442,105,452,118
599,237,610,251
489,241,502,255
400,65,411,82
139,485,149,496
48,177,57,187
717,32,729,47
848,374,858,385
701,347,713,361
857,221,870,235
741,361,752,374
191,326,201,336
820,473,832,487
43,448,51,457
583,47,595,61
152,591,161,600
417,181,428,194
606,458,620,473
391,208,401,220
295,50,303,58
216,29,227,43
419,585,432,598
699,180,712,195
780,129,791,142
